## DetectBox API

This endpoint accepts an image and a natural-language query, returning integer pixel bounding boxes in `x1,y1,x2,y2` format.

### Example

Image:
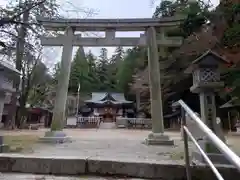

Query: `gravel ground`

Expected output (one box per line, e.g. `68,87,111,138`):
1,129,240,162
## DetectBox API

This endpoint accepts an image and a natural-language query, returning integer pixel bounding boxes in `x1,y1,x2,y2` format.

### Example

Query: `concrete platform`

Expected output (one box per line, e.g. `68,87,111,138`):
0,154,239,179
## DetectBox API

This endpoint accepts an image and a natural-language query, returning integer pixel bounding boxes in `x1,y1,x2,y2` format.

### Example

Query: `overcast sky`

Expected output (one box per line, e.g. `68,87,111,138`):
44,0,164,66
0,0,220,67
45,0,220,67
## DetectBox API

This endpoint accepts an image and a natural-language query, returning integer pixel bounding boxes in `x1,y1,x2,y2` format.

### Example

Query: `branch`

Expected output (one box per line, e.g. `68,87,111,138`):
11,0,47,21
29,52,42,80
0,29,17,38
0,0,47,26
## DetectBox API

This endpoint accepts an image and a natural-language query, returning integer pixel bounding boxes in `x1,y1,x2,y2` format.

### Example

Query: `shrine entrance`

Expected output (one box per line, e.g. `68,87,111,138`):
38,16,184,145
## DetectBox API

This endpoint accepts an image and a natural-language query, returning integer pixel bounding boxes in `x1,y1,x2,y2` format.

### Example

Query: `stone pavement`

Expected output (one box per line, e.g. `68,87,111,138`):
2,129,240,161
0,173,145,179
29,129,194,162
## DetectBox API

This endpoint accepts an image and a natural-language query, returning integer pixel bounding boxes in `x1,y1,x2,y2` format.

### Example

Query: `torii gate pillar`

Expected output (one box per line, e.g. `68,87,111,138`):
43,27,74,142
51,26,74,131
145,27,174,146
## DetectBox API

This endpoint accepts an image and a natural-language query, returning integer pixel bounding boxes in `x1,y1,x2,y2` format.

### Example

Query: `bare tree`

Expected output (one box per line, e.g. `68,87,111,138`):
1,0,98,128
2,0,58,128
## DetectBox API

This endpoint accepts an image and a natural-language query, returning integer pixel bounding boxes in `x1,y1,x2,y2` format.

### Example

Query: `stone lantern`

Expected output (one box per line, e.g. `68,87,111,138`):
185,50,229,164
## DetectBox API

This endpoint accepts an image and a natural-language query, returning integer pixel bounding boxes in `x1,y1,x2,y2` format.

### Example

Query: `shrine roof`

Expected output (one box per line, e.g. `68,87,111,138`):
85,92,132,104
220,97,240,109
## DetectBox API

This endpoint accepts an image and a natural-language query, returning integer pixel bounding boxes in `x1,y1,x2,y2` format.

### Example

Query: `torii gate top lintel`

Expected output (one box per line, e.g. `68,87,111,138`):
37,16,185,31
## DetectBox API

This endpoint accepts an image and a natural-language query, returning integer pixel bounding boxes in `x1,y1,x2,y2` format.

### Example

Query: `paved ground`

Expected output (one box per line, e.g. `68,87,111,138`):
1,129,240,162
0,173,145,180
28,129,191,162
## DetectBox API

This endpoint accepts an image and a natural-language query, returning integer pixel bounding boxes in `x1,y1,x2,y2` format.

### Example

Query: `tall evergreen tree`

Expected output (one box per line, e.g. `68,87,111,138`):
86,50,96,70
85,50,100,90
69,46,89,92
116,47,142,93
110,46,124,64
97,48,112,90
109,46,125,90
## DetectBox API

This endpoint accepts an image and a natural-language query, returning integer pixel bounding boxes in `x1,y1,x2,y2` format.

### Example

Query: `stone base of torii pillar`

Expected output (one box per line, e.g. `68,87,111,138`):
145,133,174,146
39,131,72,144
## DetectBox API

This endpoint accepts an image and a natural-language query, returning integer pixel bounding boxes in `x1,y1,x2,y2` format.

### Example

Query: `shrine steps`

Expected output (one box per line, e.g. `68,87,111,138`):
98,122,116,129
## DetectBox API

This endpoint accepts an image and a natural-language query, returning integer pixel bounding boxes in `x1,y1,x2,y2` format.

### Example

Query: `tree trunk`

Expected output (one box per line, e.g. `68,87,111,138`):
18,83,31,128
18,100,27,128
5,10,30,129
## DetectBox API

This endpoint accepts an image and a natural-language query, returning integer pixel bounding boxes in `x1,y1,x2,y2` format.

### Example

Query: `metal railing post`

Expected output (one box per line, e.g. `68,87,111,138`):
181,108,191,180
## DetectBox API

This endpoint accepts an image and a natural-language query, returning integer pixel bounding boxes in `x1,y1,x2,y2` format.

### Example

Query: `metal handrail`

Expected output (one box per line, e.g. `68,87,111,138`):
177,99,240,180
183,127,224,180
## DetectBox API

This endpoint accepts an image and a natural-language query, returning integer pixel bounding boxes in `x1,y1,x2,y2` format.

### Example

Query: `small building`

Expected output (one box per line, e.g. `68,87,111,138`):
0,60,21,127
219,97,240,132
26,106,53,128
84,92,134,122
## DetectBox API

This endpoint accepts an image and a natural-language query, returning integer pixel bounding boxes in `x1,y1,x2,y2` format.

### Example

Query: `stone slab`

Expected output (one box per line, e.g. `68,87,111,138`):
39,131,72,144
145,133,174,146
87,158,185,179
87,157,240,180
145,138,174,146
192,151,232,165
0,155,86,175
51,158,86,175
39,136,72,144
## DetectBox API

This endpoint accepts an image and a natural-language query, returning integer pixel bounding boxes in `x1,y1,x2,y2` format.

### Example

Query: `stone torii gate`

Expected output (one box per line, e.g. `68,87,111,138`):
38,17,184,145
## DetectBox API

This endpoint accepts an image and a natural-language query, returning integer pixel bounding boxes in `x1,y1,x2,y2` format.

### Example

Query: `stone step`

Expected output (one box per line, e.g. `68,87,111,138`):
0,154,238,180
98,122,116,129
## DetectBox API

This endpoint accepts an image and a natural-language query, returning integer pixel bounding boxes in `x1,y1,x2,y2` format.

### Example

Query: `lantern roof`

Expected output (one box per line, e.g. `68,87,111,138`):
185,50,230,74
